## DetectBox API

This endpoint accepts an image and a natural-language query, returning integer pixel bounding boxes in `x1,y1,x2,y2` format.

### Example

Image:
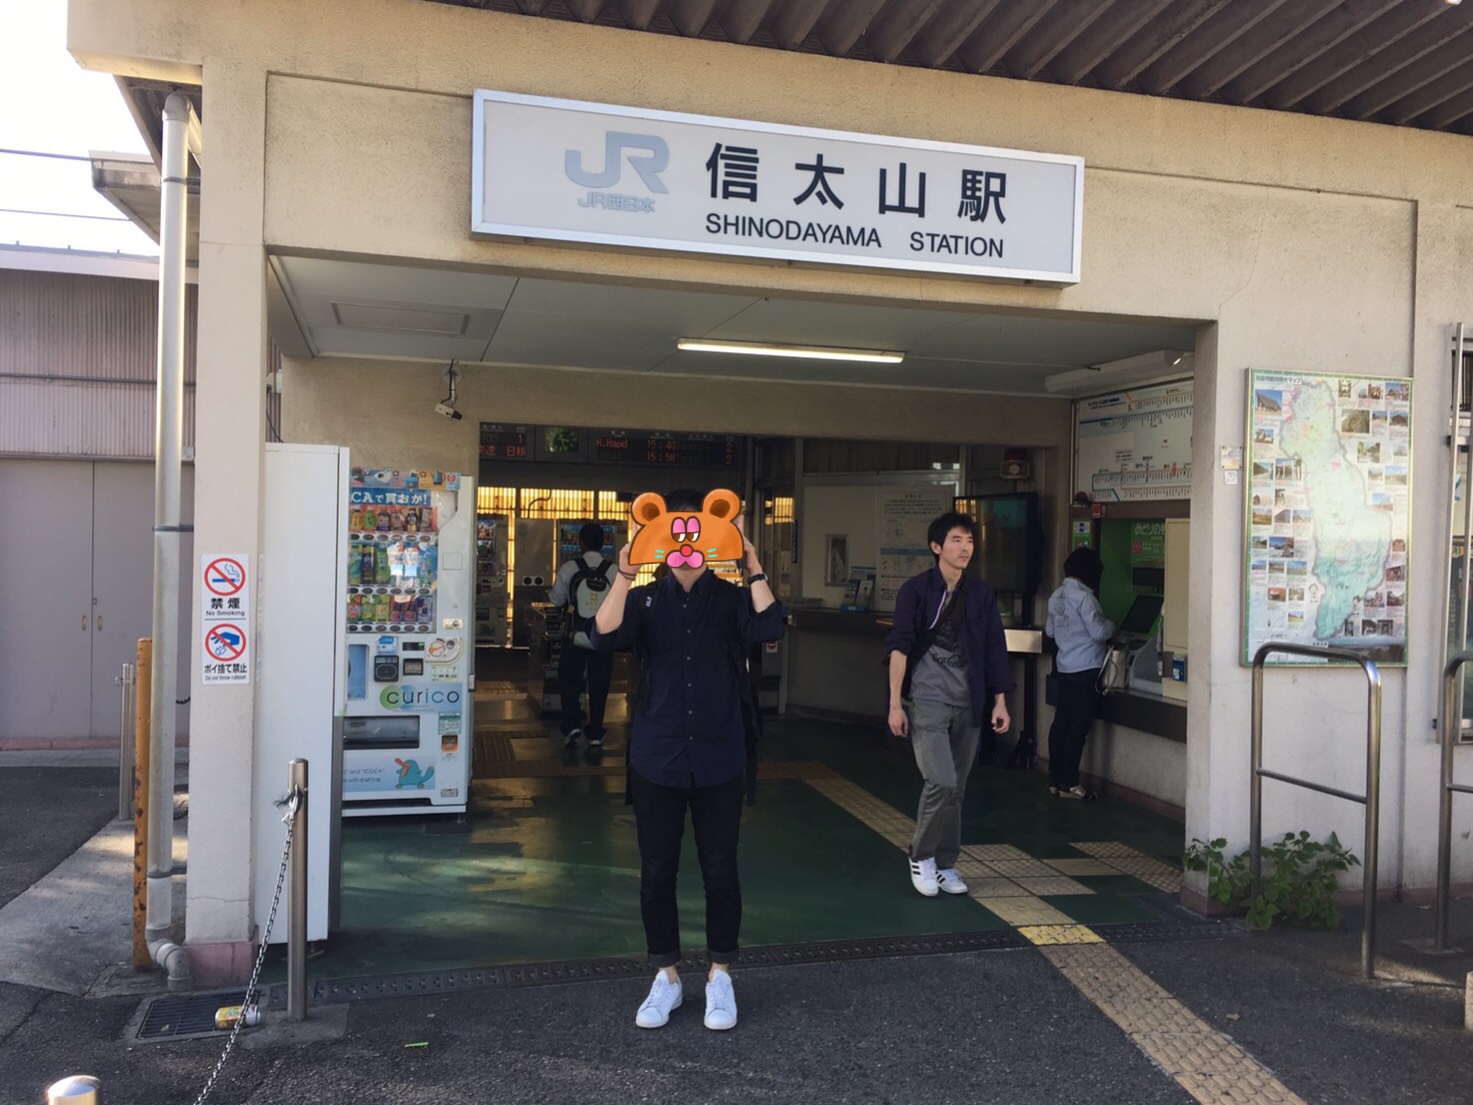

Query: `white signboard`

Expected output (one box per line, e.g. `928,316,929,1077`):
473,91,1083,283
201,554,251,685
1075,380,1194,502
876,486,954,610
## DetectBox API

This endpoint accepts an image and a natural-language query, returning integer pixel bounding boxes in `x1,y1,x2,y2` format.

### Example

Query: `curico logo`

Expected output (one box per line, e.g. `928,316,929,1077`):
379,685,463,711
565,131,669,194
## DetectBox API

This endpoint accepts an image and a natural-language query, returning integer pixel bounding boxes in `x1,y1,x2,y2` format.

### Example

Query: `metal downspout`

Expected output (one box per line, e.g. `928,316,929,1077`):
147,91,201,989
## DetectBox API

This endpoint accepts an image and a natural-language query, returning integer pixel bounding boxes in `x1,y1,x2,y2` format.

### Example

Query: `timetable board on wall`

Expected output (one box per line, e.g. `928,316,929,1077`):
1074,380,1193,501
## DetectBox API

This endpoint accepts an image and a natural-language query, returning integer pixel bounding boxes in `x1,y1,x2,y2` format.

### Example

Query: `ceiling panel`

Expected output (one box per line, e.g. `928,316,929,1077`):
269,254,1202,395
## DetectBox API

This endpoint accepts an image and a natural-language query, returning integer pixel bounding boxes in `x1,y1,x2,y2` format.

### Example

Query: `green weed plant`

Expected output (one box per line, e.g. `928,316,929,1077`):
1183,831,1360,930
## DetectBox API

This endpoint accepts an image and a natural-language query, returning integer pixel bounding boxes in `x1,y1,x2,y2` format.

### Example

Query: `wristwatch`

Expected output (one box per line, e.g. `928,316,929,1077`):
746,572,768,585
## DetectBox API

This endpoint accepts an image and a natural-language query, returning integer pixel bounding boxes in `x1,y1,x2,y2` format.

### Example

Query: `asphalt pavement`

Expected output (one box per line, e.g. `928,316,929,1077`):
6,759,1473,1105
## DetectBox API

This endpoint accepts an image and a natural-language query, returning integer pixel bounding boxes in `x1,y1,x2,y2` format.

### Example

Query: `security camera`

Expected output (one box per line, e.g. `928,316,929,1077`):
434,401,463,421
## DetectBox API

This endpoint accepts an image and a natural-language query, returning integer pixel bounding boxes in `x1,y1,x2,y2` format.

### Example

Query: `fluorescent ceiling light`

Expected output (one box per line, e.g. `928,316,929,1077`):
677,338,904,364
1043,350,1193,396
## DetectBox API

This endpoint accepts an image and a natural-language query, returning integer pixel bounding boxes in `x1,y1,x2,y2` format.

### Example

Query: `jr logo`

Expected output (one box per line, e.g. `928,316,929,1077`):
565,131,670,194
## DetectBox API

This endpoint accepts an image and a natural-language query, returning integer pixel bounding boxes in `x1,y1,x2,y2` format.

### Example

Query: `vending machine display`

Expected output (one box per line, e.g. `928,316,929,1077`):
341,467,474,816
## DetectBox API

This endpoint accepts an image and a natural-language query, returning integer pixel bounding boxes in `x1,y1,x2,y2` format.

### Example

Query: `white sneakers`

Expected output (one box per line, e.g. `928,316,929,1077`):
703,970,738,1031
911,857,968,896
634,972,682,1028
634,970,739,1030
908,856,939,897
936,867,969,895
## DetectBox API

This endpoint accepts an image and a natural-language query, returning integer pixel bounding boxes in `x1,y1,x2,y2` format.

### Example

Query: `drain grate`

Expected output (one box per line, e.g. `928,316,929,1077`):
302,930,1032,1005
133,919,1230,1035
133,986,282,1044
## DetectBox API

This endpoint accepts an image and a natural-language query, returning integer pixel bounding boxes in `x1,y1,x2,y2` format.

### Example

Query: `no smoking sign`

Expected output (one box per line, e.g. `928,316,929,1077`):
201,553,252,684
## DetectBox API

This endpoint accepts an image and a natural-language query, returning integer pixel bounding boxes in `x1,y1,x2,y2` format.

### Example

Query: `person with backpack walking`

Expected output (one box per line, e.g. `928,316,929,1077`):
587,489,785,1032
884,511,1013,898
550,521,617,750
1043,547,1115,800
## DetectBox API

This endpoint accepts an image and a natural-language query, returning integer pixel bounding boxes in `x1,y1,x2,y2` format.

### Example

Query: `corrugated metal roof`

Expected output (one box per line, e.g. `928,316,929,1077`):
428,0,1473,137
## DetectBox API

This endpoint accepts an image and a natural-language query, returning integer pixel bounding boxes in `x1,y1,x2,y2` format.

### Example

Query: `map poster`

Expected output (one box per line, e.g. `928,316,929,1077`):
1244,370,1412,666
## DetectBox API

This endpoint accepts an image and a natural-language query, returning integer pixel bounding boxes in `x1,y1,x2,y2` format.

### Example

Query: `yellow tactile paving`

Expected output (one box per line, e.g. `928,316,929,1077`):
1017,923,1104,946
1045,858,1118,876
963,877,1036,898
1069,841,1184,893
962,843,1032,862
1070,841,1144,859
987,857,1067,878
1040,943,1310,1105
974,895,1074,926
1013,875,1094,896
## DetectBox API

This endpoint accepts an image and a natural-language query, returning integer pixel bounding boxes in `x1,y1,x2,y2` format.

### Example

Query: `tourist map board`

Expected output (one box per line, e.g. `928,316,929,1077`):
1244,370,1411,666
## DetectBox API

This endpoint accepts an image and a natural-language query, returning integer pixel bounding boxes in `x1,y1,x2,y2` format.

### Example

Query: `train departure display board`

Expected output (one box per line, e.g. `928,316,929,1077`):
478,424,530,460
592,430,740,468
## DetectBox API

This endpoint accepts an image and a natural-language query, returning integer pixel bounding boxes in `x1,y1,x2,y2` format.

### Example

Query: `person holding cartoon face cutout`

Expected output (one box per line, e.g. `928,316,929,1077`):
884,512,1014,899
587,488,785,1032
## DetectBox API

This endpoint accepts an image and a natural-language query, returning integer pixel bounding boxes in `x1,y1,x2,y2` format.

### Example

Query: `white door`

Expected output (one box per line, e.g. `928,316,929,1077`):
87,461,196,740
0,460,94,740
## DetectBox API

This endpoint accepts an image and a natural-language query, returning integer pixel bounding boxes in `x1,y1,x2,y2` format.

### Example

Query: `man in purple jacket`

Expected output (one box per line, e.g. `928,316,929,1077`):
884,511,1014,897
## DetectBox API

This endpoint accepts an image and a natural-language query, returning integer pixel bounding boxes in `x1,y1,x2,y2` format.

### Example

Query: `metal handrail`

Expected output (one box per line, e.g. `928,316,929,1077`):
1251,642,1382,978
1436,652,1473,949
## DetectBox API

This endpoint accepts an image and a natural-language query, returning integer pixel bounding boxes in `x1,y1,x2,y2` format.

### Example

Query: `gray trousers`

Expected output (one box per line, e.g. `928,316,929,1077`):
908,699,978,869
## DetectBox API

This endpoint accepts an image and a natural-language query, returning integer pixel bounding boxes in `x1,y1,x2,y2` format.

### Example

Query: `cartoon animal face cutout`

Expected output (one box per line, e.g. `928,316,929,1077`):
628,489,744,569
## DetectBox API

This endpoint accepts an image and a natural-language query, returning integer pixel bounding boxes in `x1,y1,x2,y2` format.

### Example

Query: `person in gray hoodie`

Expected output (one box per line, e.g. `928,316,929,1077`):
1043,547,1115,800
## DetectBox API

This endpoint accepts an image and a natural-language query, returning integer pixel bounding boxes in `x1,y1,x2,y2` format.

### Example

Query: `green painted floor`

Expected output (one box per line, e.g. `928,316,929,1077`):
278,702,1188,981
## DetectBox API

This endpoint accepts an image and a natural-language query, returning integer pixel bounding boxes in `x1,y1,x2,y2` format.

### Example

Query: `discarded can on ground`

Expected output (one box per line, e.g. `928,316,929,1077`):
214,1003,260,1030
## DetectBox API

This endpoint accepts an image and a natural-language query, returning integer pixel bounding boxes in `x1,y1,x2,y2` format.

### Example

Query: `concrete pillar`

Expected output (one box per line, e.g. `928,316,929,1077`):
184,59,270,982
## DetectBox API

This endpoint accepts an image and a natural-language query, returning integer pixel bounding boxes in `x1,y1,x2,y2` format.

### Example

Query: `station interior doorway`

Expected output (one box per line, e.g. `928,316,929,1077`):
266,256,1204,977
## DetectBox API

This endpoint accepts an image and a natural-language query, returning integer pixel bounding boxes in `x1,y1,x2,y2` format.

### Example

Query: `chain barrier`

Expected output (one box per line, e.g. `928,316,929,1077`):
187,784,301,1105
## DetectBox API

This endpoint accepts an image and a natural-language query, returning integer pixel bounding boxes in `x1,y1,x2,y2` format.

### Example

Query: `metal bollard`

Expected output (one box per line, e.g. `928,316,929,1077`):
46,1074,100,1104
115,664,136,821
288,758,308,1022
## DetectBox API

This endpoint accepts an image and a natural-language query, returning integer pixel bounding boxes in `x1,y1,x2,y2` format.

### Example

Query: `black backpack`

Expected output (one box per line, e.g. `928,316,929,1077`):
564,556,614,643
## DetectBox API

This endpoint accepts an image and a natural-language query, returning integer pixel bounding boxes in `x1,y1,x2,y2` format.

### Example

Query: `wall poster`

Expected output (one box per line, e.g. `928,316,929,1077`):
1074,379,1193,502
1244,370,1412,666
876,485,953,610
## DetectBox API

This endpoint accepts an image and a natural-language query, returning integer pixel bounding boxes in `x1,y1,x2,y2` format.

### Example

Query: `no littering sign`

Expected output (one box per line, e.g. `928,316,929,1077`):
201,553,251,684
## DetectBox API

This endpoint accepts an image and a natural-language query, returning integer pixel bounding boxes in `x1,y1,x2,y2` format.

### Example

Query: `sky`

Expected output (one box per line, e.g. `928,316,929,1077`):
0,1,160,255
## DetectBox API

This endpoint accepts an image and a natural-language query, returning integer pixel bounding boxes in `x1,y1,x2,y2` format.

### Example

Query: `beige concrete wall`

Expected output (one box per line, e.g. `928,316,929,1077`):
281,356,1075,463
68,0,1473,958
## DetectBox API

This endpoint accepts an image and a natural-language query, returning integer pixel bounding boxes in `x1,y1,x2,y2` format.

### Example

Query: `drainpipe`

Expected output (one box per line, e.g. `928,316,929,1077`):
148,91,202,989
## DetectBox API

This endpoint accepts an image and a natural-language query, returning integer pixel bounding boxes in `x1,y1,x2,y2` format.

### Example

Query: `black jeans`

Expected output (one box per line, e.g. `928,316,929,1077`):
629,769,744,968
558,644,613,740
1048,668,1101,790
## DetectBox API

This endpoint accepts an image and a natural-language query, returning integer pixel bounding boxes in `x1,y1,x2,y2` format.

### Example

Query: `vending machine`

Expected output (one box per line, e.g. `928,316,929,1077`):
341,466,475,816
475,512,509,647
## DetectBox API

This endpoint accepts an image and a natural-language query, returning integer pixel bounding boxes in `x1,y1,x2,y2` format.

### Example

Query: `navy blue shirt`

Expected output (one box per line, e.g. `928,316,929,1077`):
883,568,1015,717
589,571,787,788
